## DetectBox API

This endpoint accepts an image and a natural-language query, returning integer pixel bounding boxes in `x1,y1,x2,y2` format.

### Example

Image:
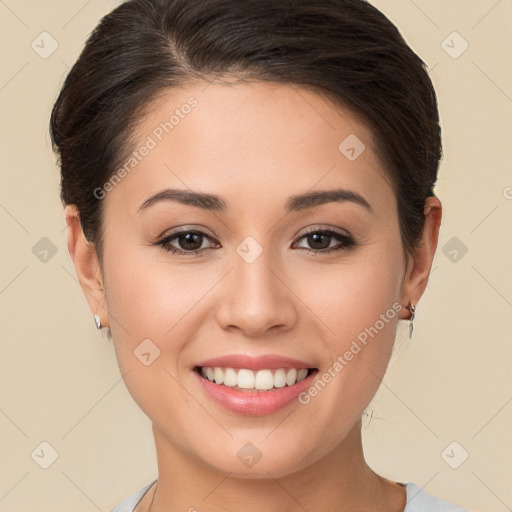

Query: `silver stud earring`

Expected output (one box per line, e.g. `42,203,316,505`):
406,302,416,340
93,314,102,329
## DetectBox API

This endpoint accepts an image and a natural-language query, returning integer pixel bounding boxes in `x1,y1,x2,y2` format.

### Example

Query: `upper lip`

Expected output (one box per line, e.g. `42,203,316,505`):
195,354,317,371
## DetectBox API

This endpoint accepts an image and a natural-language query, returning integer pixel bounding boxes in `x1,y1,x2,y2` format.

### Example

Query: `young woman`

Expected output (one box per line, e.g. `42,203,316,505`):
50,0,469,510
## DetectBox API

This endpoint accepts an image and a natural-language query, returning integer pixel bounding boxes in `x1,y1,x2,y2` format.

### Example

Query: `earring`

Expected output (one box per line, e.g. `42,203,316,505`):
406,301,416,340
93,314,102,329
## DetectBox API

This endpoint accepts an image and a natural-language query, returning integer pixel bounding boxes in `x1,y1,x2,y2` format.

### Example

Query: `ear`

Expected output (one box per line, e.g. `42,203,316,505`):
399,195,442,319
64,204,109,327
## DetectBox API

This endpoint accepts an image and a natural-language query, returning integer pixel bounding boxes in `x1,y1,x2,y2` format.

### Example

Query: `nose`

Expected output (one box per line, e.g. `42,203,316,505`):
216,245,298,337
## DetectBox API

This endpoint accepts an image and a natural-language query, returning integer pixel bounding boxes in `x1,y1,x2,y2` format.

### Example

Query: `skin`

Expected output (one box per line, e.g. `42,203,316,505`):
65,81,441,512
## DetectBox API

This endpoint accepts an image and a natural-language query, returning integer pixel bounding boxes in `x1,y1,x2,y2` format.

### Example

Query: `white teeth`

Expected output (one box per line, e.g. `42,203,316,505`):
273,368,287,388
223,367,238,387
199,366,311,391
285,368,297,386
254,369,274,390
297,368,308,382
213,367,224,385
237,369,255,389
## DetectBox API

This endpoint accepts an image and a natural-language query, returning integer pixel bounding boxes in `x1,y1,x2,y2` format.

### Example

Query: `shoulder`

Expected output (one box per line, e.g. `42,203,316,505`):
110,479,157,512
404,482,470,512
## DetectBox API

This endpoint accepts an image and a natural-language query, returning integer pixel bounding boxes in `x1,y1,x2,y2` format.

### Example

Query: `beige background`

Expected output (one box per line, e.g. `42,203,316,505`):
1,0,511,510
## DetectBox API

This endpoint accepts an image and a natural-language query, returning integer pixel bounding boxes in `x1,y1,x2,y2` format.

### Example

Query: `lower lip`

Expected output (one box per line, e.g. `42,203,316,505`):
193,368,319,416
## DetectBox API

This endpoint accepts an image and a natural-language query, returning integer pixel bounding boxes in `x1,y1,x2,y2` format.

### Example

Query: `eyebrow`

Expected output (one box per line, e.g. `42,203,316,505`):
137,188,373,214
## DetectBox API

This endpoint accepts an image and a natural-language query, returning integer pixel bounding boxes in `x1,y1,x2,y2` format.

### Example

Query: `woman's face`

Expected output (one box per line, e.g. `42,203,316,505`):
93,81,413,477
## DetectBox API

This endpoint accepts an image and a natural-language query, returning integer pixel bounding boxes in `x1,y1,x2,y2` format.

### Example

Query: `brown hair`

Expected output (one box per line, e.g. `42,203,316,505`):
50,0,442,265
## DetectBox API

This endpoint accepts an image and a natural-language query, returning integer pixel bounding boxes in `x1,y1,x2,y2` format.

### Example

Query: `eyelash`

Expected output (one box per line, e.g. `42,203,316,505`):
155,226,356,257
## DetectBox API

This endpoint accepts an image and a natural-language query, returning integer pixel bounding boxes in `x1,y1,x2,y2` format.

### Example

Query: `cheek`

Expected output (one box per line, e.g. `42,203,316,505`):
101,240,186,363
103,253,205,421
289,245,404,415
103,248,229,394
292,245,404,344
105,261,195,346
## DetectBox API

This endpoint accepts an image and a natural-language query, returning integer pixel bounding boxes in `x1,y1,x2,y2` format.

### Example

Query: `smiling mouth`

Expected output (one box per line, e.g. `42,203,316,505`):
193,366,318,392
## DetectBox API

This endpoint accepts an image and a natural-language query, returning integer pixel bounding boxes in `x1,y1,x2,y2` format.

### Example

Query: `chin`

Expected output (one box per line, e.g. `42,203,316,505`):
201,447,315,481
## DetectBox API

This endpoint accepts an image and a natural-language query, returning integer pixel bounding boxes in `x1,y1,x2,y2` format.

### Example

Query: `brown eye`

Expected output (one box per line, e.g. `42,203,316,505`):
174,232,204,251
157,229,218,256
293,229,356,254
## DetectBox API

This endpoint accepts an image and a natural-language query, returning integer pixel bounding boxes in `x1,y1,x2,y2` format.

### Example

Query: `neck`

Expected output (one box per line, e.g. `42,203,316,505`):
140,418,406,512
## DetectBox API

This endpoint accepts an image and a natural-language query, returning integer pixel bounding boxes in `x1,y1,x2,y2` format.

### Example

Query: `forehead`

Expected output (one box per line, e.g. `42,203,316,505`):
105,80,394,219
